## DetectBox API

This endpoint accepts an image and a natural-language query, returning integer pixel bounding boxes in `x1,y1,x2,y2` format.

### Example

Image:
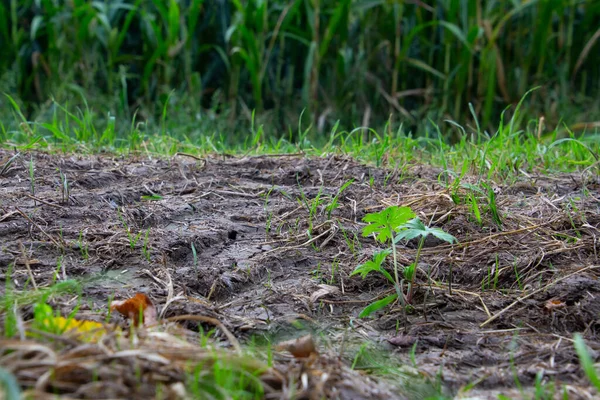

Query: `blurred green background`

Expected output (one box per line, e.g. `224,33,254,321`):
1,0,599,140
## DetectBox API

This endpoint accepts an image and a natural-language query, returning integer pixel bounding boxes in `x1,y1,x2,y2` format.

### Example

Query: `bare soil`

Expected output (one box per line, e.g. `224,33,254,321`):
1,149,599,399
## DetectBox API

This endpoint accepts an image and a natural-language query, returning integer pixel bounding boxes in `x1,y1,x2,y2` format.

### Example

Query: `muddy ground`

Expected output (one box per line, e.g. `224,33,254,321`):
1,149,599,399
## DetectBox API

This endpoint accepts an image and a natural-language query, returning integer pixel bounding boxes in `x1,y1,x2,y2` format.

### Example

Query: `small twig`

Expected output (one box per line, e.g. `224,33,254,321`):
0,211,19,222
174,152,205,162
422,218,560,253
212,189,262,198
16,207,64,249
164,314,242,354
480,265,600,328
262,226,334,255
19,242,38,291
0,152,20,176
24,194,65,209
318,289,395,304
425,285,491,318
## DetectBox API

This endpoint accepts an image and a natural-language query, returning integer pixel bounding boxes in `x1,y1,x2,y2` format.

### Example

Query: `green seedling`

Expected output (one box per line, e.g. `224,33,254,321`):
118,211,143,249
142,228,151,262
297,180,325,235
468,191,482,225
59,170,70,204
513,258,523,291
29,156,35,197
393,217,457,303
52,256,64,283
351,250,394,285
191,242,198,279
482,182,502,226
352,206,456,317
351,206,413,317
361,205,415,284
325,179,353,219
77,230,89,260
311,262,323,282
329,257,340,285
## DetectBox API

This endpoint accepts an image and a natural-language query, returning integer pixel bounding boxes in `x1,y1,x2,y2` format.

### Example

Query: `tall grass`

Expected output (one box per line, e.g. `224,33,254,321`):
1,1,600,136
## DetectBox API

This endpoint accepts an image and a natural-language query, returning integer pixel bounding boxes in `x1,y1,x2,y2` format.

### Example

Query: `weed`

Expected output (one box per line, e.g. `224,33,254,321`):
394,217,457,303
533,371,556,400
351,206,456,317
409,340,419,369
513,258,523,291
301,187,325,233
483,182,502,226
28,156,35,197
142,228,151,262
118,210,143,249
52,256,64,283
338,222,360,257
77,230,89,261
191,242,198,279
59,170,70,204
329,257,339,285
351,343,369,370
311,262,323,282
325,179,353,219
468,191,482,225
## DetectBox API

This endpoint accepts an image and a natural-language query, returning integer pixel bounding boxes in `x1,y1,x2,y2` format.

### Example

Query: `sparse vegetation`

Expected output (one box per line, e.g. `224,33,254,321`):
2,1,600,399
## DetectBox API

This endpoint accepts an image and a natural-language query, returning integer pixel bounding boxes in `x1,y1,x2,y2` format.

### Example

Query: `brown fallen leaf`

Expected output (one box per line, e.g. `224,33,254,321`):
110,293,158,327
275,334,318,358
310,284,340,304
544,298,566,313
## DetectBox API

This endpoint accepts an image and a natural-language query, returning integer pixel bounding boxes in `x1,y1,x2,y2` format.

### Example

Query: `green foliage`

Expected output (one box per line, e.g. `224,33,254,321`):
187,356,266,399
353,206,456,317
393,218,457,245
358,294,398,319
326,179,353,219
0,367,21,400
394,217,456,303
362,206,415,243
574,334,600,391
350,250,393,284
2,1,600,133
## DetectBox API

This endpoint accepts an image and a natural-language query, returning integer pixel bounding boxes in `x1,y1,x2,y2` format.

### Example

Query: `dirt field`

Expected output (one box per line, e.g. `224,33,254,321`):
1,149,599,399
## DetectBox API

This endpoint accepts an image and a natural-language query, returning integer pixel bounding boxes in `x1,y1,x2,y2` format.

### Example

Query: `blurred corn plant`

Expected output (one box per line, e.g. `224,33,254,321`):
1,0,600,137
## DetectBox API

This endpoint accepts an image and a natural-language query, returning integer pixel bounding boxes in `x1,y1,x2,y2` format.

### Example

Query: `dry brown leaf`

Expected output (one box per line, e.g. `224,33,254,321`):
544,298,566,313
110,293,158,327
275,334,318,358
310,284,340,304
